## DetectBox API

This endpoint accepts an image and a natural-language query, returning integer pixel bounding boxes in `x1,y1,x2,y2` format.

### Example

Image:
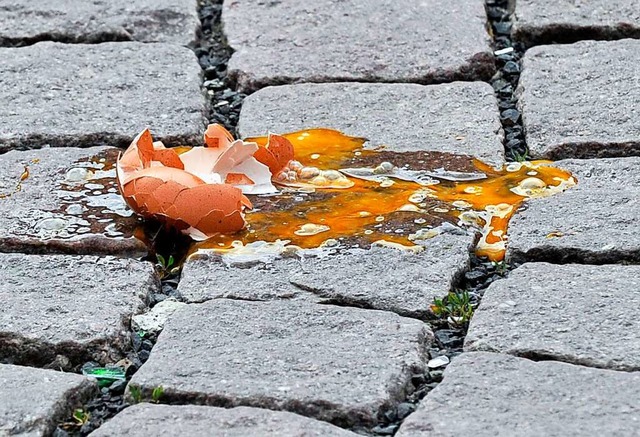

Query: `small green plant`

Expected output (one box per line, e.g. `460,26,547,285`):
491,260,509,275
156,254,180,278
510,151,529,162
431,291,475,325
129,384,142,404
72,408,90,426
151,385,164,403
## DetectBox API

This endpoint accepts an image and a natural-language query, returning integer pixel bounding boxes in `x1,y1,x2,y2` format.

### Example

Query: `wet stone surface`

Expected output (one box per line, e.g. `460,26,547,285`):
507,157,640,264
397,352,640,437
465,263,640,371
0,147,147,256
518,39,640,159
0,254,159,367
513,0,640,47
0,0,200,46
0,41,206,152
239,82,505,164
128,299,431,428
179,233,474,318
90,404,360,436
223,0,494,92
0,364,97,436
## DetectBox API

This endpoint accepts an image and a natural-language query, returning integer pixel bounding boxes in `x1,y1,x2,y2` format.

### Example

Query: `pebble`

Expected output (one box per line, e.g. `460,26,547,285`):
427,355,450,369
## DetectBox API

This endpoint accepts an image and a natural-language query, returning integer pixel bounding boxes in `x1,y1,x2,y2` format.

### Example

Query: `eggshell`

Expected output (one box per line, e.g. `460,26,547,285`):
204,124,235,149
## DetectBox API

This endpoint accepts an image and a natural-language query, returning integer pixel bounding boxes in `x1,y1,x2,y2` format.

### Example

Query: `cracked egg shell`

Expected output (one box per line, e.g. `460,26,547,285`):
254,133,295,176
205,123,235,149
117,125,259,240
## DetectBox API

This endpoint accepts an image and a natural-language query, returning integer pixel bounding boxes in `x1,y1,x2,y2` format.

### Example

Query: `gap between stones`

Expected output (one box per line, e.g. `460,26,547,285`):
0,32,133,48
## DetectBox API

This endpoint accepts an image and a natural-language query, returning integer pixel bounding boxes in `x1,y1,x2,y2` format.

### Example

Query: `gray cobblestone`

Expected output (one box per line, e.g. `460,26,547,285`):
239,82,505,163
224,0,494,92
0,0,200,46
0,42,206,152
128,299,430,428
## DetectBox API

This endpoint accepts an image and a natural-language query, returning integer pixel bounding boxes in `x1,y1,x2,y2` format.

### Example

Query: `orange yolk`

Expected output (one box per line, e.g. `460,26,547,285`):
191,129,576,261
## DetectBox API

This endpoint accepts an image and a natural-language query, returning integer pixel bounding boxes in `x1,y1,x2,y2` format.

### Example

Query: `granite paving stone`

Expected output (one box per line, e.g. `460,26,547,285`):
397,352,640,437
0,364,97,436
223,0,494,92
514,0,640,47
0,254,159,367
465,263,640,371
507,157,640,264
128,299,431,428
178,233,474,318
239,82,505,163
0,0,200,46
517,39,640,159
90,404,360,436
0,147,146,256
0,41,206,152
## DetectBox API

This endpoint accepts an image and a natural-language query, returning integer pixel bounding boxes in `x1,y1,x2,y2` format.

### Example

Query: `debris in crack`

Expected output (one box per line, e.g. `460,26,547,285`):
486,0,527,161
367,254,510,435
54,329,158,436
196,0,245,136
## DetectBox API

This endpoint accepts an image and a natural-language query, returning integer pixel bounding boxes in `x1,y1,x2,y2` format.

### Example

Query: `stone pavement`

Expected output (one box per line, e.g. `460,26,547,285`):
0,0,639,435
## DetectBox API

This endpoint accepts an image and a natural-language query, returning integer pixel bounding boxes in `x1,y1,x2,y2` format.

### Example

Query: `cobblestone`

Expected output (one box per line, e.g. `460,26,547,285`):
179,233,474,318
0,364,97,436
518,39,640,159
465,263,640,371
507,157,640,264
0,147,146,256
90,404,359,436
397,352,640,437
0,254,158,367
128,299,430,428
0,0,200,46
0,42,206,152
239,82,505,163
223,0,494,92
514,0,640,47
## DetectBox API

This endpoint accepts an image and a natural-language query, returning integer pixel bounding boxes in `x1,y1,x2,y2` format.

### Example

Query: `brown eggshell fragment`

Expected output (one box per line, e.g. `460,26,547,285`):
141,180,189,215
153,149,185,170
204,124,235,149
266,133,295,170
226,173,255,185
195,208,247,235
132,166,205,187
129,177,165,213
171,183,246,229
134,129,155,167
253,146,281,176
241,194,253,210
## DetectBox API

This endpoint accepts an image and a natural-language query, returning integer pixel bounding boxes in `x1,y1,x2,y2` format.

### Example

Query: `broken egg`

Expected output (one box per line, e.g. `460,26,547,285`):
116,124,278,240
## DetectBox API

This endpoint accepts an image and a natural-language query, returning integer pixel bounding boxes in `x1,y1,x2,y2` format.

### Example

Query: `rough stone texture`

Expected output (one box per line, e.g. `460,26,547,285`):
518,39,640,159
465,263,640,371
397,352,640,437
90,404,359,436
0,254,159,367
239,82,505,163
0,42,206,152
514,0,640,47
507,157,640,264
0,0,200,46
0,364,97,436
132,298,187,335
0,147,147,256
178,233,474,318
128,299,431,428
223,0,495,92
